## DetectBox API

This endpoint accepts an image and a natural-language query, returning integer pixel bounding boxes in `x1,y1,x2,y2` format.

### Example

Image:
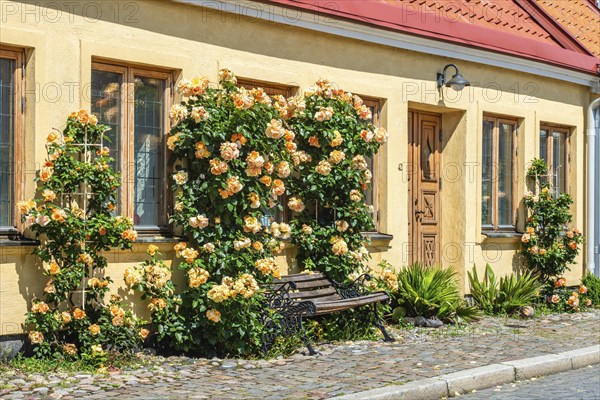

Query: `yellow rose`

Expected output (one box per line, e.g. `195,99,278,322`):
147,244,159,256
28,331,44,344
139,328,150,339
173,171,188,185
206,309,221,323
63,343,77,355
46,131,61,143
243,216,262,234
88,324,101,335
61,311,72,324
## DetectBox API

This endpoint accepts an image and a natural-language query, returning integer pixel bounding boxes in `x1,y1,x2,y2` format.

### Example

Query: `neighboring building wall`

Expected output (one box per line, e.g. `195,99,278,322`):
0,0,590,336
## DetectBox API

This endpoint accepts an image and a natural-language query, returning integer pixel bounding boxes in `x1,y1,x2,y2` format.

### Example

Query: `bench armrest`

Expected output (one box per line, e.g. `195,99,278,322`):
265,281,297,311
332,273,372,299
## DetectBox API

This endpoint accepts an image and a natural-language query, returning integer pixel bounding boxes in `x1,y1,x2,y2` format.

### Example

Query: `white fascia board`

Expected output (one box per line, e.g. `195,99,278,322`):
174,0,598,88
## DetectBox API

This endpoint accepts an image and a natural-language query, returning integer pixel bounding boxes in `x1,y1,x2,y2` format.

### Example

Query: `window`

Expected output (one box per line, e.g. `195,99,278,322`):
481,115,518,231
237,77,293,224
362,98,381,232
91,62,172,232
540,125,570,197
0,47,23,234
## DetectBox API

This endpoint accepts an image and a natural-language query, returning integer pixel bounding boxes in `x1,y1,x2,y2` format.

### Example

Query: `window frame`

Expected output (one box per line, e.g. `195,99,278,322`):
237,77,295,224
481,114,518,232
91,60,173,234
0,46,24,236
539,124,570,196
361,97,381,232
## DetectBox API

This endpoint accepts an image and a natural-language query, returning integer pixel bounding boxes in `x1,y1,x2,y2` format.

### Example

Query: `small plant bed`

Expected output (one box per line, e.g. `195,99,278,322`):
378,262,480,328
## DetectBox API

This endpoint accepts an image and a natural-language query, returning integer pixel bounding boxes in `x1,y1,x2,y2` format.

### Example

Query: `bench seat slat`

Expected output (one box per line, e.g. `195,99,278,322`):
291,279,334,290
275,273,326,283
288,287,339,300
312,292,389,315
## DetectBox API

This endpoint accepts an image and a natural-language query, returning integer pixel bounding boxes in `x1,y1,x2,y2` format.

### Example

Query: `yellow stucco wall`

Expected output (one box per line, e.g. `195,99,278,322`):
0,0,591,334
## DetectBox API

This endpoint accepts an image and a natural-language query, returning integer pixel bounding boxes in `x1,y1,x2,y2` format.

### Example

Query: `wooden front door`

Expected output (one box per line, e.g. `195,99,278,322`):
408,111,442,266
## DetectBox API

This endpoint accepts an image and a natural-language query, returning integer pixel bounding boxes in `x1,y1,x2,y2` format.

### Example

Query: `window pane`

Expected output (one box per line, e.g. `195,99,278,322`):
364,155,375,228
91,70,122,172
0,58,15,228
539,129,548,163
134,76,165,227
91,69,123,214
552,131,567,196
363,102,377,230
481,120,494,226
497,123,514,226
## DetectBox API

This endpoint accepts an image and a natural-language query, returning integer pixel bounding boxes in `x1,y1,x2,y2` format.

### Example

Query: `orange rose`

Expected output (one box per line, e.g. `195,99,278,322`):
73,308,86,320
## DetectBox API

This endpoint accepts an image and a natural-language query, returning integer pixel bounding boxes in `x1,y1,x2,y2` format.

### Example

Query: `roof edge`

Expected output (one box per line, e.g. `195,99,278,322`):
260,0,599,75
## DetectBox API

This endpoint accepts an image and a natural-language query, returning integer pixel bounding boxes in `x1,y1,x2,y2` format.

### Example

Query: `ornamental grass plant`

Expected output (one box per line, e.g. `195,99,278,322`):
468,264,541,315
393,263,479,323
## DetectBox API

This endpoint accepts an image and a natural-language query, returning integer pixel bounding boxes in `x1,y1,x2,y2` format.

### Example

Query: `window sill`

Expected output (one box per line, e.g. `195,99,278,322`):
362,232,394,245
481,231,522,242
0,235,40,247
134,234,185,244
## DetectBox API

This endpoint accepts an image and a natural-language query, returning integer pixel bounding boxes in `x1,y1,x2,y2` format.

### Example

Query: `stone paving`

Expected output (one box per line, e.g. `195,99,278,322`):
1,310,599,400
460,364,600,399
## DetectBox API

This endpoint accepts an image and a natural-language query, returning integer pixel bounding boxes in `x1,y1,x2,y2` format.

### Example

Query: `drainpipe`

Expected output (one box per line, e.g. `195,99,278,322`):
587,97,600,277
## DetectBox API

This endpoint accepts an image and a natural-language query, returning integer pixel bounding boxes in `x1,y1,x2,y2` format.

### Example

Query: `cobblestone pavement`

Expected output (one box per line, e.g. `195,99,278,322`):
460,364,600,399
1,310,599,400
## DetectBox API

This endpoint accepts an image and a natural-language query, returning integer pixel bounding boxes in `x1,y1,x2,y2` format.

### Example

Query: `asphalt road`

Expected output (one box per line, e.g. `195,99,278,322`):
460,364,600,399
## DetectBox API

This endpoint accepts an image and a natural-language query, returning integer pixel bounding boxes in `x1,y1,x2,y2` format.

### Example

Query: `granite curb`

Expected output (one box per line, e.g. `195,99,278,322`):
334,344,600,400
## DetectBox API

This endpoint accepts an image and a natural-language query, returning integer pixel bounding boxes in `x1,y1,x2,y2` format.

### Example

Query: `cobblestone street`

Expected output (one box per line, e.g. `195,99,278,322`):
461,364,600,399
1,310,599,399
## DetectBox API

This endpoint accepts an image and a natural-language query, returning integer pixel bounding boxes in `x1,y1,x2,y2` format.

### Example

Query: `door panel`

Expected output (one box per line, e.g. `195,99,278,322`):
408,111,442,266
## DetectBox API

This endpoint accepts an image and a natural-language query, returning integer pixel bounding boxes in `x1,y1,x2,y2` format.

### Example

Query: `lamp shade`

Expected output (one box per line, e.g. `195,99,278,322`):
446,73,470,91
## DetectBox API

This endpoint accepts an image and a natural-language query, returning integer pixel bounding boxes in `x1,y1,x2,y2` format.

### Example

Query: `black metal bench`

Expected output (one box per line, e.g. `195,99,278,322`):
261,271,395,355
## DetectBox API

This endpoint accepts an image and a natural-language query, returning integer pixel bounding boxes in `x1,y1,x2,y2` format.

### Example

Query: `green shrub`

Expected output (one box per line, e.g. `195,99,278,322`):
468,264,541,315
581,273,600,307
395,263,479,323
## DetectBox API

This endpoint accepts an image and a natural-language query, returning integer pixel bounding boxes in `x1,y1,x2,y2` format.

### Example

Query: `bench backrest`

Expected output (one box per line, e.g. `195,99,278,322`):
271,272,342,303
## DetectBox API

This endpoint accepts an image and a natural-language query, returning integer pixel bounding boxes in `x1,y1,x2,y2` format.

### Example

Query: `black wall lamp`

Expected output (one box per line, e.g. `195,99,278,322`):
436,64,470,91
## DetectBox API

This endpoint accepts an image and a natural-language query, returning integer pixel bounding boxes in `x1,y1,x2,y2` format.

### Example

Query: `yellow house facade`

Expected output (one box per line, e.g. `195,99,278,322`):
1,0,599,346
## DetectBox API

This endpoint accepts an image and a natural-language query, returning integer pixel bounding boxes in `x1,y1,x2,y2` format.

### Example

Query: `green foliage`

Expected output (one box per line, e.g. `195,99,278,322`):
18,110,144,364
522,159,583,281
581,273,600,307
468,265,542,315
394,263,479,323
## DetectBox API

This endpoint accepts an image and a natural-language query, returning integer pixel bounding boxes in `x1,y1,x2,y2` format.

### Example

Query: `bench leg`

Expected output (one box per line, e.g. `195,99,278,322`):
373,303,395,342
295,315,317,356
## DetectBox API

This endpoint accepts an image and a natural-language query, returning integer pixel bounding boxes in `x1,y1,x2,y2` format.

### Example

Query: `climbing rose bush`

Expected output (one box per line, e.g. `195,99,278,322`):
128,69,303,356
521,158,583,282
287,79,388,282
19,111,144,362
126,73,389,356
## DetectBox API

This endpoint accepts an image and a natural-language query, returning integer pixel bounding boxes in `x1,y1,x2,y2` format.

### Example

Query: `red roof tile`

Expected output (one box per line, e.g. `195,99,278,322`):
382,0,557,44
534,0,600,57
